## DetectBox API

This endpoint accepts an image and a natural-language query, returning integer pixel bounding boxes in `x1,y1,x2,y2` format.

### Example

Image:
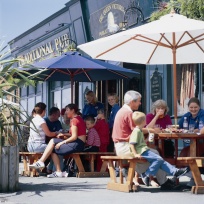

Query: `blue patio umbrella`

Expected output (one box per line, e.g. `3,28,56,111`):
20,51,139,102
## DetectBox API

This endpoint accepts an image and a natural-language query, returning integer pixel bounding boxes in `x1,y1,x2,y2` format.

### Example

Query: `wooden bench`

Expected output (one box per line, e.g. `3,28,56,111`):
101,156,146,193
19,152,43,177
177,157,204,194
64,152,115,178
19,152,115,177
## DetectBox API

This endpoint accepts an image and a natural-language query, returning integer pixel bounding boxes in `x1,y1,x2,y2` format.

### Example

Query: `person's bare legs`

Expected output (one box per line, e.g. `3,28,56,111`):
51,152,61,172
134,171,140,186
39,139,55,162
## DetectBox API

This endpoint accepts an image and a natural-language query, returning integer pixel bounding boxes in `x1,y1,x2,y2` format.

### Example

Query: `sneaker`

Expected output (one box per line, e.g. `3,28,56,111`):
141,173,150,186
160,178,176,190
174,167,189,178
62,171,68,177
47,171,63,178
29,161,45,169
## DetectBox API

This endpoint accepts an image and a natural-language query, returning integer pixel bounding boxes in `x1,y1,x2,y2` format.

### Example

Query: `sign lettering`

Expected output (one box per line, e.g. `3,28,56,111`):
18,34,70,66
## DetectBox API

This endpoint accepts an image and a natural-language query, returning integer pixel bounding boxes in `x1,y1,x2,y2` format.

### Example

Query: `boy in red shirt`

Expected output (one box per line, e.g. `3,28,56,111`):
94,109,110,171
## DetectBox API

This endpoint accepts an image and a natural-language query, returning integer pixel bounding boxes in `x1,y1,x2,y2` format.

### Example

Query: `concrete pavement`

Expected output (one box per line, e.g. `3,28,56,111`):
0,162,204,204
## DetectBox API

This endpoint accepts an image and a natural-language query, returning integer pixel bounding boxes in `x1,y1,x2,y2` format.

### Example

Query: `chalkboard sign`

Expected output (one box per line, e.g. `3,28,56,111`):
150,68,162,102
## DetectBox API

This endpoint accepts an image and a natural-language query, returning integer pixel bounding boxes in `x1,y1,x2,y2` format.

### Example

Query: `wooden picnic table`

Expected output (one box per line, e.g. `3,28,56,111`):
157,133,204,165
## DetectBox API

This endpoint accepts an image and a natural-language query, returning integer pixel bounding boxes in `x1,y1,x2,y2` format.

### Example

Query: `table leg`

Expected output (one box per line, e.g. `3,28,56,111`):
108,160,117,183
189,159,204,194
175,139,178,158
126,160,136,186
72,154,85,172
160,140,165,157
190,139,196,157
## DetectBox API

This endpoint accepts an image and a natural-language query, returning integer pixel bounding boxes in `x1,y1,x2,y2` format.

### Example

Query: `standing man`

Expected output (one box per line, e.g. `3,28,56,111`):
112,90,177,190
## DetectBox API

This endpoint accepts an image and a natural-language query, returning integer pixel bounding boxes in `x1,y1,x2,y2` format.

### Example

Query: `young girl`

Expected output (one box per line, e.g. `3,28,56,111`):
84,116,100,152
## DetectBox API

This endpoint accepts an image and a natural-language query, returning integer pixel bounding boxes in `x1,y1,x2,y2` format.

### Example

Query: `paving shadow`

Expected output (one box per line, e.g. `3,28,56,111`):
137,182,191,193
17,181,105,193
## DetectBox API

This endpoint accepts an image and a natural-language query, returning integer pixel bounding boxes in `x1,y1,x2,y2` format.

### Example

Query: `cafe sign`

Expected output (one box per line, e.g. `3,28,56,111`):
18,33,71,66
89,0,128,39
150,68,162,102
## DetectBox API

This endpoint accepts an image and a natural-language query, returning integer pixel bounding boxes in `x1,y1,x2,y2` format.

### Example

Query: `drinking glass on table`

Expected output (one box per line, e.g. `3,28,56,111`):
188,124,195,133
166,125,172,133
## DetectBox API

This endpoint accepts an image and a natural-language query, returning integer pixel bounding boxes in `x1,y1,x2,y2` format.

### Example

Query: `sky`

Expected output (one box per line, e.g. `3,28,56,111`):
0,0,70,45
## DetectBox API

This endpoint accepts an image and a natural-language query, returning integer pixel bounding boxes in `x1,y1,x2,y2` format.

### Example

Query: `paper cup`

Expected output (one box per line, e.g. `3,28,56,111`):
148,133,155,143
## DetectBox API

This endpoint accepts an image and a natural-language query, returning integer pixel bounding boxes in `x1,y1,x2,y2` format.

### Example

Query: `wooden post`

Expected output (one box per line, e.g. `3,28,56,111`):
0,146,19,192
1,146,9,192
8,146,19,191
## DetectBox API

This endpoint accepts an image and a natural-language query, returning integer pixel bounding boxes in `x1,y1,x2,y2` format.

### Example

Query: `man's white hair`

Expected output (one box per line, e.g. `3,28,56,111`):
124,90,141,105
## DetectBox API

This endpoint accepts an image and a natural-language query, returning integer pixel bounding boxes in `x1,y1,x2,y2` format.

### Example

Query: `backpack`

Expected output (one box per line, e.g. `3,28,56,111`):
164,139,175,158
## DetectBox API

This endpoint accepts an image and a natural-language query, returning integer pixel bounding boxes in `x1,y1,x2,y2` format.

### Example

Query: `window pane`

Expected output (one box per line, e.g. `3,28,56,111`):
28,97,35,115
79,82,94,110
62,87,71,108
36,83,42,93
29,85,35,95
36,95,42,103
21,86,27,97
20,99,27,121
51,81,61,90
53,90,61,109
63,81,71,86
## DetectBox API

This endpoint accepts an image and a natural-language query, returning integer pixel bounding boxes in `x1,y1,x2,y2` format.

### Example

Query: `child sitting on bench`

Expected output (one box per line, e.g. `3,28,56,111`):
129,111,189,186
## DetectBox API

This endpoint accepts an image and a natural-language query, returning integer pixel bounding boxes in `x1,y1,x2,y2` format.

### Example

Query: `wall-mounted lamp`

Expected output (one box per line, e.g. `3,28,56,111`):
123,0,144,28
59,38,77,55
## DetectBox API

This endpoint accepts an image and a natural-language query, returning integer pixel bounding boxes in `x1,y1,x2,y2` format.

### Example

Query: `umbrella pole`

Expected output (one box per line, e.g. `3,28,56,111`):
172,32,178,126
71,77,74,103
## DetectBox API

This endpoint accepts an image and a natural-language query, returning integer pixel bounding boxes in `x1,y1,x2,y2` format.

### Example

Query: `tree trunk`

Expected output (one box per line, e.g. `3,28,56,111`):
0,146,19,192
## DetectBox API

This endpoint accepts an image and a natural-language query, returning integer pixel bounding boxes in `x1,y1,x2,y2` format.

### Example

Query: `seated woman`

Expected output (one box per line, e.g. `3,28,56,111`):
27,102,63,173
29,103,86,178
27,102,58,152
178,97,204,187
146,99,172,130
179,97,204,157
146,99,174,158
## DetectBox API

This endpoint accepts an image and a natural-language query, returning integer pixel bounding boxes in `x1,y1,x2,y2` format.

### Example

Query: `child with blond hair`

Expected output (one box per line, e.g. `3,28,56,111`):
129,111,188,186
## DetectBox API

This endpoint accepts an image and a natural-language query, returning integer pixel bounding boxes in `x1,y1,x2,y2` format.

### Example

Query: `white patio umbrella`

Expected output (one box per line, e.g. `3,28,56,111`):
78,12,204,123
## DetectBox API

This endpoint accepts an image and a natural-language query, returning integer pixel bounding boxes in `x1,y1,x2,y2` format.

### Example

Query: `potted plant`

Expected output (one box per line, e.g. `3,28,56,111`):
0,45,38,192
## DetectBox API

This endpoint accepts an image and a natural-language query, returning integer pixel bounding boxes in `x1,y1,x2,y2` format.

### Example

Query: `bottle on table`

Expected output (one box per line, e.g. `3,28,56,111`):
183,117,188,131
183,117,190,146
199,121,204,131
